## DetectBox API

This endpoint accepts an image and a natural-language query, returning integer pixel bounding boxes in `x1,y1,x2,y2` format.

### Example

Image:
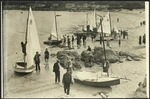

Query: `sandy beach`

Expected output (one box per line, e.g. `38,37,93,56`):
2,9,148,98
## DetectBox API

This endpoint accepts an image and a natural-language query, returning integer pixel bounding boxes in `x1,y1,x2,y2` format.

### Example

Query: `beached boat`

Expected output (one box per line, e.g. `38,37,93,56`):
96,11,120,41
74,9,97,36
14,7,41,73
43,12,63,45
73,71,120,87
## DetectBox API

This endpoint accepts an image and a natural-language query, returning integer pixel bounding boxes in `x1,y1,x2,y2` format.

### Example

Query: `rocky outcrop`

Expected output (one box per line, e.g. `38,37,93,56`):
57,51,81,69
93,47,119,63
119,51,145,61
81,50,94,67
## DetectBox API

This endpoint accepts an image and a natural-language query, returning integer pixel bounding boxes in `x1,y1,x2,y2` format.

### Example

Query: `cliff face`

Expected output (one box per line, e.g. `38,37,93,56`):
3,1,145,11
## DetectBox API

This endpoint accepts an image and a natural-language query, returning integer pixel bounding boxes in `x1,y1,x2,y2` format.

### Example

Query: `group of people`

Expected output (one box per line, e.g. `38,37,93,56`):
77,35,87,49
139,34,146,46
63,35,75,49
53,59,73,95
140,21,146,26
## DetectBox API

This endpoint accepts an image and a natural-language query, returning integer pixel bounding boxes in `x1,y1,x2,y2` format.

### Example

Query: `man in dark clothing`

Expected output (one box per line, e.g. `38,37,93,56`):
62,69,73,95
34,51,41,71
143,34,146,45
83,35,87,47
139,36,142,46
21,41,27,62
103,59,110,77
71,35,74,48
53,60,60,84
67,36,71,49
119,39,121,47
44,48,49,63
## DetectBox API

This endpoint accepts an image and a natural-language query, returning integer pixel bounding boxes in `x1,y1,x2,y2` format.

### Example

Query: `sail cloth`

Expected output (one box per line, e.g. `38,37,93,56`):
51,13,57,39
51,12,62,40
98,11,111,35
26,7,41,68
89,9,96,30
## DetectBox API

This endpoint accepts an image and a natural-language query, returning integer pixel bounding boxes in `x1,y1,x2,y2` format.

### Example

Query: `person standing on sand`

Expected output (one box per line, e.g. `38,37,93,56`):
34,51,41,71
72,35,74,48
139,36,142,46
62,69,73,95
119,39,121,47
66,60,73,75
21,41,27,62
142,34,146,45
106,40,111,48
103,59,110,77
53,60,60,84
44,48,49,63
67,36,71,49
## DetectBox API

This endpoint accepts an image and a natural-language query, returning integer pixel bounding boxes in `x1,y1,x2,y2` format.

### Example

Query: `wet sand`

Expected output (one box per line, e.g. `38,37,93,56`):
3,9,148,98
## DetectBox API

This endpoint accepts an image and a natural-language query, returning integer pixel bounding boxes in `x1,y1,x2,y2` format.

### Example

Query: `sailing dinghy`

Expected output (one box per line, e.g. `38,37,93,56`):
14,7,41,73
43,12,63,45
73,71,120,87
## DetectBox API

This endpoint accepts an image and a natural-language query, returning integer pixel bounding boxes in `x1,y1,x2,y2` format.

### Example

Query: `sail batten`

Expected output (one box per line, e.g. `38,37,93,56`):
26,7,41,68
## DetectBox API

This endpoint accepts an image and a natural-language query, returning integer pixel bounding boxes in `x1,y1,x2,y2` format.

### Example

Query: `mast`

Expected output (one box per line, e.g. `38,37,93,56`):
25,7,30,42
100,18,107,61
54,12,58,40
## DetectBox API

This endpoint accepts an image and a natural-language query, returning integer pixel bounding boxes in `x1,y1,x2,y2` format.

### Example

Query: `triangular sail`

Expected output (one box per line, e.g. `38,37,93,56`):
89,9,96,30
97,11,111,35
51,13,57,38
84,13,88,31
26,7,41,68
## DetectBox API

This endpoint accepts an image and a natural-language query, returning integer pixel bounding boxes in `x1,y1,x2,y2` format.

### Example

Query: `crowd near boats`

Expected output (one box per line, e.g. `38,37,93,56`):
12,6,147,98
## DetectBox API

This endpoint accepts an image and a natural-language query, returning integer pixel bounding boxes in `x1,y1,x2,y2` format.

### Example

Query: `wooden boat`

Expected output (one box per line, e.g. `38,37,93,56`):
74,9,97,36
74,77,120,87
73,12,120,87
14,7,41,73
95,11,120,41
43,12,63,45
73,71,120,87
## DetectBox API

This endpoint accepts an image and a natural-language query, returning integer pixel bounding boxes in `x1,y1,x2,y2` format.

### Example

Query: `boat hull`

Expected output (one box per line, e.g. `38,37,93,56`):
14,62,35,73
43,40,62,45
74,77,120,87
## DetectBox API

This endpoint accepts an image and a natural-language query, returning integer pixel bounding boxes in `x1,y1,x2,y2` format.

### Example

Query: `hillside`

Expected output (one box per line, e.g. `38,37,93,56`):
3,1,145,11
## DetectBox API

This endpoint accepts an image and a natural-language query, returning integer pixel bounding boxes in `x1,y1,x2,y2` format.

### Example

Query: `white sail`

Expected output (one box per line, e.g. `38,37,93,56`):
89,9,96,30
97,11,111,35
26,7,41,68
84,13,88,31
102,11,111,34
51,13,57,38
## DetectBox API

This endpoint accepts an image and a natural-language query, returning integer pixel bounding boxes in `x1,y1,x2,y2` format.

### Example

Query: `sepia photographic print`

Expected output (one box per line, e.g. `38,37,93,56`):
1,1,149,98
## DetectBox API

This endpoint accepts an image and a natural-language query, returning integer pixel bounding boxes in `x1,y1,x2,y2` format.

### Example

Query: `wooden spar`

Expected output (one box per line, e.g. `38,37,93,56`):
100,18,107,61
25,7,30,42
54,12,58,40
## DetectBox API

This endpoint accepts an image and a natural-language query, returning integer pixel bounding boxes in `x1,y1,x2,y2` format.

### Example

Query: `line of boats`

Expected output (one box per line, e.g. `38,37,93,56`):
14,7,120,87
